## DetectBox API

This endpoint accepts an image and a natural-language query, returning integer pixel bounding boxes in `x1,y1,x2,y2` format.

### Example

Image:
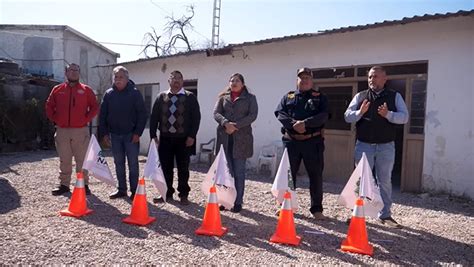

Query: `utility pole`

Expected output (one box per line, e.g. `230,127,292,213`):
211,0,221,48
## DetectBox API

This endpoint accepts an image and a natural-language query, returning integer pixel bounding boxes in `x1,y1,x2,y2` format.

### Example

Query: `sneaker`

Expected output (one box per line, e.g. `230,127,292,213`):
219,205,226,211
51,185,70,196
153,195,172,204
85,185,91,196
379,216,402,228
230,204,242,213
109,191,127,199
179,196,190,206
312,212,326,220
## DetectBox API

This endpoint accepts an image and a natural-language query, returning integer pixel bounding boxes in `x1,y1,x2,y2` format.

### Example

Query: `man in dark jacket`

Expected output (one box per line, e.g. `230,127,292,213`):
45,63,99,196
150,70,201,205
99,66,147,200
275,67,329,220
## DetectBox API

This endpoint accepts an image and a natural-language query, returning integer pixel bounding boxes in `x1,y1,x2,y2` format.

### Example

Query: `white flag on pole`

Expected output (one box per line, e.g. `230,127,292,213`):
82,134,116,187
337,152,384,218
271,148,298,210
201,145,237,209
143,139,168,201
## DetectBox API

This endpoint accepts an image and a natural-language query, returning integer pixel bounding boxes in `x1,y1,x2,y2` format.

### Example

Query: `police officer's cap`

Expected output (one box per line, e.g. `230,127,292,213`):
297,67,312,77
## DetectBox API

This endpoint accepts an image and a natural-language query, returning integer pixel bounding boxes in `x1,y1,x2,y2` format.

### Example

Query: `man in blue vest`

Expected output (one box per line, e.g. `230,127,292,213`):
344,66,409,228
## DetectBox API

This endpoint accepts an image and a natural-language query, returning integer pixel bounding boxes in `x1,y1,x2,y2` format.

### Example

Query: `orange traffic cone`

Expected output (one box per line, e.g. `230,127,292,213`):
60,172,93,218
341,197,374,256
270,191,301,246
195,185,227,236
123,178,156,226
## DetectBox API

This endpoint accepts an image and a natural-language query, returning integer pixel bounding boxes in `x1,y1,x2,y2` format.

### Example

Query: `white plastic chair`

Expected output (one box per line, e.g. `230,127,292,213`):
198,138,216,165
257,143,278,177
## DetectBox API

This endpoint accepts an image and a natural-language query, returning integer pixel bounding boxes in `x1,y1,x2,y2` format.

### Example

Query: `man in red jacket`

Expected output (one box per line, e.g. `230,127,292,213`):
45,63,99,196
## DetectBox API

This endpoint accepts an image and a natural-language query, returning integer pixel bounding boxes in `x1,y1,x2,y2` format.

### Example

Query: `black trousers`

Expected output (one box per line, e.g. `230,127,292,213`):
284,136,324,213
158,136,191,198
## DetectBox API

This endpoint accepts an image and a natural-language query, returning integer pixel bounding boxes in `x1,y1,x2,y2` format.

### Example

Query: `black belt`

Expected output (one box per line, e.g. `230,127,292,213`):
284,131,321,141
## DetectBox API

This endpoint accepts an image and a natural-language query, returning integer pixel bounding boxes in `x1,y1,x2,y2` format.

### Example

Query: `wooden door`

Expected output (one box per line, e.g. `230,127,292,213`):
318,84,356,183
401,78,426,192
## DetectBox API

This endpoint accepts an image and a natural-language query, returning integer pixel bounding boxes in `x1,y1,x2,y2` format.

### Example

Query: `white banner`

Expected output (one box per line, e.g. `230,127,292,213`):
337,152,384,218
271,148,298,210
201,145,237,209
82,134,115,187
143,139,168,201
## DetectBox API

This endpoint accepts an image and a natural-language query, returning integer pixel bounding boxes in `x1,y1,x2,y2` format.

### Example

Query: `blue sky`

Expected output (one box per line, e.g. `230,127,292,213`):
1,0,472,62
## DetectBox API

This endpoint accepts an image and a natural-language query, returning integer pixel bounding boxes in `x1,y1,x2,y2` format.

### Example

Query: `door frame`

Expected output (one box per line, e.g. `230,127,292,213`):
400,76,427,192
316,82,357,183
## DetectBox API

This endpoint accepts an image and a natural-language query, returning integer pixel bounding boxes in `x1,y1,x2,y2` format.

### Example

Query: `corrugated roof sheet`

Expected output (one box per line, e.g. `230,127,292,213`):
100,9,474,66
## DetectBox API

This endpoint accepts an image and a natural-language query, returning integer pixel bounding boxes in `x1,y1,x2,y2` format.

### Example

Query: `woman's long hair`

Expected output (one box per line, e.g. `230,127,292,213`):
218,73,249,97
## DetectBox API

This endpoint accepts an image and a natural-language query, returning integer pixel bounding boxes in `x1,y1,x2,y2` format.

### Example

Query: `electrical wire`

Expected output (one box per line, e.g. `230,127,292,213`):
0,30,146,47
0,46,66,62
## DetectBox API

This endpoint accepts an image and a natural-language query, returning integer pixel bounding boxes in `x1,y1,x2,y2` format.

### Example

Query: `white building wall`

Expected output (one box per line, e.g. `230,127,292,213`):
419,18,473,198
63,31,117,92
0,28,118,91
0,29,64,79
121,15,474,198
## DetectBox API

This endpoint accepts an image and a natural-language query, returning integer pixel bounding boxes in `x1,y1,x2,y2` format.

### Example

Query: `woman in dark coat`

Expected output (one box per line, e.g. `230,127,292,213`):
213,73,258,212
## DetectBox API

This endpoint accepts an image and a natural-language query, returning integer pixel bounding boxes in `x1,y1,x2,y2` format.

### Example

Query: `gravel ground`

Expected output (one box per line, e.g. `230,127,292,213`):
0,150,473,265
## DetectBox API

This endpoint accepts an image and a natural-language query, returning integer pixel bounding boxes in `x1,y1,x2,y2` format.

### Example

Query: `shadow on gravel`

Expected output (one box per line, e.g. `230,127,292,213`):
323,178,473,217
391,192,473,217
146,201,236,250
80,195,149,238
295,214,473,265
0,177,21,213
148,202,206,235
242,165,473,218
217,209,367,264
0,150,57,173
367,222,472,265
324,186,473,218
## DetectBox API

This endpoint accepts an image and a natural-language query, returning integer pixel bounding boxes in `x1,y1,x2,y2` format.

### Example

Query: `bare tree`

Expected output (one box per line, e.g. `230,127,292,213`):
141,5,196,57
163,5,195,54
141,27,165,58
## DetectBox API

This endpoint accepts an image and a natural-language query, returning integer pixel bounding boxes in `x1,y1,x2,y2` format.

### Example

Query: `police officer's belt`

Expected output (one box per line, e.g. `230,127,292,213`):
284,131,321,141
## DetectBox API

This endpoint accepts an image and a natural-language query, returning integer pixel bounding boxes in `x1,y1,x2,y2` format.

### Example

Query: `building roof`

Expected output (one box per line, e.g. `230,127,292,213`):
0,24,120,57
111,9,473,66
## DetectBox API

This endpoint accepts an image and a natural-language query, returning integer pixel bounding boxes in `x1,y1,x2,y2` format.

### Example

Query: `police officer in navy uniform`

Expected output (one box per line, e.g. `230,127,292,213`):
275,67,329,220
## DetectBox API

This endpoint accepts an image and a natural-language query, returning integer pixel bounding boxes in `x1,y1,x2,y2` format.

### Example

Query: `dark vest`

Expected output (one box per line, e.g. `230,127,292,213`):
356,89,397,144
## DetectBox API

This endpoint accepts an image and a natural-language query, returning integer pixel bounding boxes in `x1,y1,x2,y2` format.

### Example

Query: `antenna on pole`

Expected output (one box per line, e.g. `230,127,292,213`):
211,0,221,48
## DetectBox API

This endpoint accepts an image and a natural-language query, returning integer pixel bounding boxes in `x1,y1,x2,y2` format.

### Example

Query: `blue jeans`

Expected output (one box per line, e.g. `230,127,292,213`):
228,158,246,206
110,133,139,194
354,140,395,219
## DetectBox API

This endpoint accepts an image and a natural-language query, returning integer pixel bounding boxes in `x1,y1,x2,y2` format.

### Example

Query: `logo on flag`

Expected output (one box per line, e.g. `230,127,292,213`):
201,145,236,210
82,134,115,187
337,152,384,218
143,139,168,201
271,148,298,210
